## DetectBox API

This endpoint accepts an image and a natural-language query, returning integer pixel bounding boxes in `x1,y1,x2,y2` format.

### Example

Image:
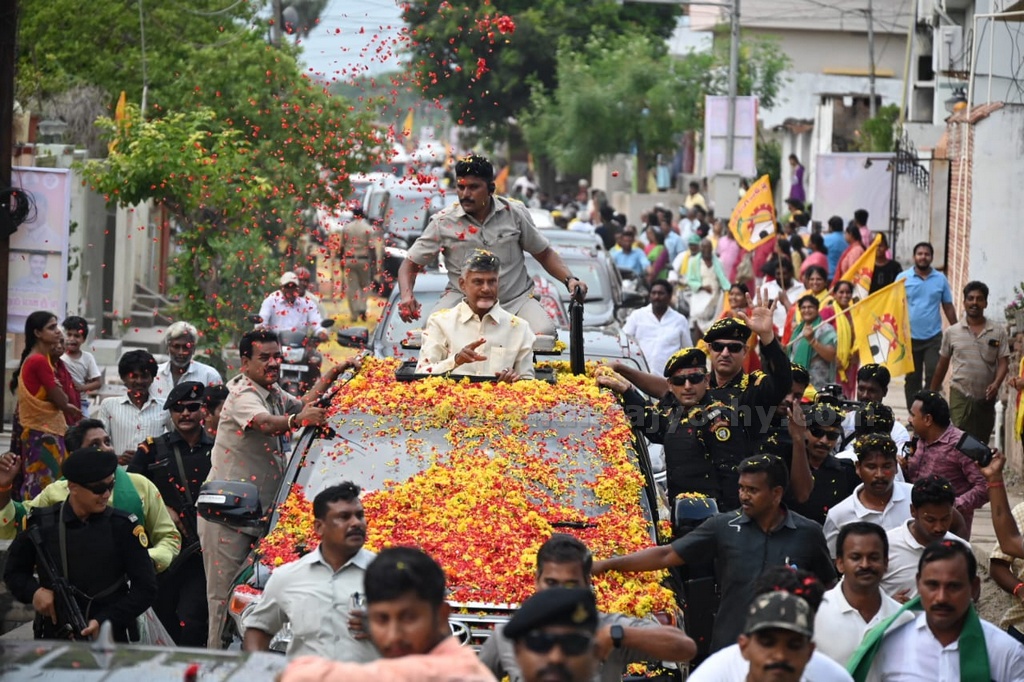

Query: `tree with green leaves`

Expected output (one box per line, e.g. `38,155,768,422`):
400,0,679,132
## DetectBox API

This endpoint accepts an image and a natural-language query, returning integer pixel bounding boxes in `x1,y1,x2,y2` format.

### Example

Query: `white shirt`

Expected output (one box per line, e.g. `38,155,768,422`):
622,305,693,377
258,290,324,333
762,279,806,333
94,393,167,455
814,580,912,666
415,301,536,378
688,642,853,682
150,360,223,405
841,412,910,450
824,482,915,557
242,547,378,661
60,350,101,412
880,521,969,599
866,612,1024,681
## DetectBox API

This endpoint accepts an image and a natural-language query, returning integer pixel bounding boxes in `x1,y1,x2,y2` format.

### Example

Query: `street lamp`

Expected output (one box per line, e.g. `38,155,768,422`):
944,88,967,115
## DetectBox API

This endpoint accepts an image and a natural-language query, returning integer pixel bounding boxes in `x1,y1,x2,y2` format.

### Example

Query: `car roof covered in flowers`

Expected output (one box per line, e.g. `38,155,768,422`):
260,356,676,617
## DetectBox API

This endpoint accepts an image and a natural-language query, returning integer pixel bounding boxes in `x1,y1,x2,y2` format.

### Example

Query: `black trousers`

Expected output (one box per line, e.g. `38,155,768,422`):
154,551,208,647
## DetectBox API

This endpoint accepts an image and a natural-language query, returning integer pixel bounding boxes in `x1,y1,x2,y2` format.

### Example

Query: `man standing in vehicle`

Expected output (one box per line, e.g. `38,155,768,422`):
416,250,536,382
281,547,496,682
398,154,587,337
479,534,696,681
199,330,357,648
243,482,377,662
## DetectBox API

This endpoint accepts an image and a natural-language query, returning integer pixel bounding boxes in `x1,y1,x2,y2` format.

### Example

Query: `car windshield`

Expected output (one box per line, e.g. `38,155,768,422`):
386,193,431,231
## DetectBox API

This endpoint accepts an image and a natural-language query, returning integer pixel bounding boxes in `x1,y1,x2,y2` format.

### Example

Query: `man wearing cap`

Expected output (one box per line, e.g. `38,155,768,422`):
502,587,601,682
594,455,835,653
479,534,696,682
398,153,587,337
0,419,181,572
150,321,223,404
338,206,384,322
622,280,693,383
128,381,213,646
415,250,536,382
598,347,750,512
613,289,792,446
738,592,817,682
281,547,496,682
258,272,326,336
3,447,158,642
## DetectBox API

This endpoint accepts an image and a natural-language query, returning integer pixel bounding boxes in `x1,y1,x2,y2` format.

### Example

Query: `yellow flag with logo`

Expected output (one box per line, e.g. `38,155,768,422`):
841,233,882,300
108,90,127,153
728,174,778,251
850,280,915,376
402,109,414,137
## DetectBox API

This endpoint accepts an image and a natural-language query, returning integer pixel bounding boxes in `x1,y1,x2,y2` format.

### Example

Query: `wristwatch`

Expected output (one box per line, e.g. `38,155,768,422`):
564,274,578,287
610,624,624,649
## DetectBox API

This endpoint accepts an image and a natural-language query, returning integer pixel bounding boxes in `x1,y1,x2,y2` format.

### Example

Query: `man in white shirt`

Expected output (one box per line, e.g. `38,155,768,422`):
881,475,968,602
834,402,907,484
688,566,853,682
258,272,325,336
761,258,805,334
151,321,223,404
622,280,693,378
824,435,914,557
859,541,1024,681
815,522,912,666
415,250,536,381
243,482,378,661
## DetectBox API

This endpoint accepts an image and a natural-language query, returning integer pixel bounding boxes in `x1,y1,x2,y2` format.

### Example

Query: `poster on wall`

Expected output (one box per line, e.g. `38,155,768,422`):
813,154,894,235
7,167,71,331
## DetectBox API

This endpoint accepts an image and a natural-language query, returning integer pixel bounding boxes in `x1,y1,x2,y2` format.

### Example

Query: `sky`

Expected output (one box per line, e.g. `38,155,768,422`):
296,0,407,82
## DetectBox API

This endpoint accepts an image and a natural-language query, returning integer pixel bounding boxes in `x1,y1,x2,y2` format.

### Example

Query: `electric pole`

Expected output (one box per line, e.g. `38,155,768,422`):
0,0,16,429
866,0,877,117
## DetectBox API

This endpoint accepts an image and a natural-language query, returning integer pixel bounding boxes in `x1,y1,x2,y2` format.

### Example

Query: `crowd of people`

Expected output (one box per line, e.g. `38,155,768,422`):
3,152,1024,682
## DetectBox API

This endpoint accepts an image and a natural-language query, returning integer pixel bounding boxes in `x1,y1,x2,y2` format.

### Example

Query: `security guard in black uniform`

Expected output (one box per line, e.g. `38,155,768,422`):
127,380,212,647
600,347,752,513
3,447,157,642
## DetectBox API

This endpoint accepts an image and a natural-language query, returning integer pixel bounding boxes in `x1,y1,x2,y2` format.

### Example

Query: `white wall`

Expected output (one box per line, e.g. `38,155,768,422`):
967,104,1024,320
763,72,906,129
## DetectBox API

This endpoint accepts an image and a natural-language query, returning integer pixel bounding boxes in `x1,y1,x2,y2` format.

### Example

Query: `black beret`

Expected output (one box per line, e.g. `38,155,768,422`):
164,380,205,411
664,347,707,377
790,363,810,386
703,317,752,344
455,154,494,182
504,588,598,640
63,446,118,485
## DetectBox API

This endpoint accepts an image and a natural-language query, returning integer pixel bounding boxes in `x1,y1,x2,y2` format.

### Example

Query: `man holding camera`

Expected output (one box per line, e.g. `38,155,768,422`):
905,390,988,539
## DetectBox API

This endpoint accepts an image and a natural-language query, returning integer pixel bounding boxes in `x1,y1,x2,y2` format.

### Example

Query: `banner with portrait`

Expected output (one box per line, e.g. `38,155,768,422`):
7,167,71,330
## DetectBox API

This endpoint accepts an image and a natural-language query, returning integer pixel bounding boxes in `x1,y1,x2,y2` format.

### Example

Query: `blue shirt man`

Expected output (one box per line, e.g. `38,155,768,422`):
823,216,847,279
610,229,649,277
896,251,955,341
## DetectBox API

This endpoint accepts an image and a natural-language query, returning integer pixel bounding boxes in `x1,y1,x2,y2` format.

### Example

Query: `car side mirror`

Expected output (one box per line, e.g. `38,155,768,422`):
673,494,718,538
336,327,369,348
620,291,647,308
197,481,264,529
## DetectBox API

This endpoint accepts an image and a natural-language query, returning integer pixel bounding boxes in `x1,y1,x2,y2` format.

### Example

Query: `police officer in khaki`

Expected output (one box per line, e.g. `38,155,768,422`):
339,206,384,321
3,446,158,642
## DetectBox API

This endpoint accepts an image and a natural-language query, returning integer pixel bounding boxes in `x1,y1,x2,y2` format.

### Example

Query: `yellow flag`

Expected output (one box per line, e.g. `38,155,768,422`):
108,90,127,153
494,165,510,195
728,174,778,251
850,280,915,377
841,233,882,300
402,109,414,137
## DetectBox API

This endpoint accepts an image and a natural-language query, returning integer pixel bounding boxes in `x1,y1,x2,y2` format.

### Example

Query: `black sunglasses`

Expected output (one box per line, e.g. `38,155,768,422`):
808,425,841,441
170,402,203,414
668,371,707,386
709,341,744,353
522,631,592,656
82,479,116,495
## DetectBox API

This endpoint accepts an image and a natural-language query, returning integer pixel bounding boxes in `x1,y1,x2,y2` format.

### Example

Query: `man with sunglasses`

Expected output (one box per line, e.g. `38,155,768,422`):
784,403,858,525
612,289,791,446
4,446,158,642
480,534,696,682
599,347,750,511
128,381,213,646
823,435,915,558
504,587,601,682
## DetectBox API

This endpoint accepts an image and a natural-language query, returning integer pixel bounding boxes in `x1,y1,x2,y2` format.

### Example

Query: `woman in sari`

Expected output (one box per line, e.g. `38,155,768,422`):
782,265,831,346
821,281,858,398
686,238,731,338
51,329,82,426
10,311,81,498
716,282,761,373
644,224,671,284
832,224,866,286
788,294,838,389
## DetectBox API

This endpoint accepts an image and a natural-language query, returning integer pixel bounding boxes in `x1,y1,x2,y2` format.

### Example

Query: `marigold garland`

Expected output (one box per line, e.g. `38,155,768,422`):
258,357,676,617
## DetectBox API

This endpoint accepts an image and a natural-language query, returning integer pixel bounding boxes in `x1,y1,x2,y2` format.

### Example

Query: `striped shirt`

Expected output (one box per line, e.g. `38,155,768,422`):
94,393,167,455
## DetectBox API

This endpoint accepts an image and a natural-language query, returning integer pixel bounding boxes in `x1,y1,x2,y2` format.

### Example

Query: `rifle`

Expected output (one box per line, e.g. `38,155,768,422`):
25,524,89,640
